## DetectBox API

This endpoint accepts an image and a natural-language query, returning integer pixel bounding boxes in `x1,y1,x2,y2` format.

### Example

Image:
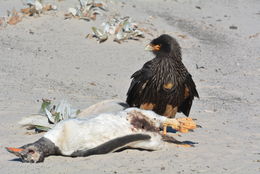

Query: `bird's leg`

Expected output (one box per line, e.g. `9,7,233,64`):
162,117,197,135
140,103,155,110
163,105,177,118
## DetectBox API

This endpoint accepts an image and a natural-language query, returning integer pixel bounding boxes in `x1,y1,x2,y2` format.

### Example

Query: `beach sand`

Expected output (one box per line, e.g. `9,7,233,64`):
0,0,259,173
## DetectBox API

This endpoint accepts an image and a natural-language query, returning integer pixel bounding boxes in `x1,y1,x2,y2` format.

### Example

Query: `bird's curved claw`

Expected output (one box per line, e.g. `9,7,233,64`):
162,117,197,135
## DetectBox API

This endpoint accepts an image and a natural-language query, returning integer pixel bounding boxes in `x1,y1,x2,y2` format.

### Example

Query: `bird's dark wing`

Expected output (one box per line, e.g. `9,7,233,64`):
126,61,153,107
178,74,199,116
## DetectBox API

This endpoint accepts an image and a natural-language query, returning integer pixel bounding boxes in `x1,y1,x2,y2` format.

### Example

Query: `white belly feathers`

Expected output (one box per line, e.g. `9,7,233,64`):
44,108,165,155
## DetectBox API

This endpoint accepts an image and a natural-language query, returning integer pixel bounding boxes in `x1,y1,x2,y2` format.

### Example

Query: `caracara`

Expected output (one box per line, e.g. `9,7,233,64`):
126,34,199,118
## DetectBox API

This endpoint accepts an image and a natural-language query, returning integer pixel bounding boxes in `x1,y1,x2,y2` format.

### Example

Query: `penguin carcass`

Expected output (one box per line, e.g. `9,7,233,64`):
6,108,196,163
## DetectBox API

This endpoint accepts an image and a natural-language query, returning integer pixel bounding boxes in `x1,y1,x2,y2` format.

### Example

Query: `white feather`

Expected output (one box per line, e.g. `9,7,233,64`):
35,0,43,11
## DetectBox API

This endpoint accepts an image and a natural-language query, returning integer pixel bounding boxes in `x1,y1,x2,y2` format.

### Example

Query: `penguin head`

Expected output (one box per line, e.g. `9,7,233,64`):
6,146,44,163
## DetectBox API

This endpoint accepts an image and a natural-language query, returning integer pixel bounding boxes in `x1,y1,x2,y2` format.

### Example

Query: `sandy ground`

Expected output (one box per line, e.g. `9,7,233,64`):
0,0,260,173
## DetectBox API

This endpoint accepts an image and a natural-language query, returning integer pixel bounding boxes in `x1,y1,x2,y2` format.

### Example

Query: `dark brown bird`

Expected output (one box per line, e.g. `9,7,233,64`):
126,34,199,118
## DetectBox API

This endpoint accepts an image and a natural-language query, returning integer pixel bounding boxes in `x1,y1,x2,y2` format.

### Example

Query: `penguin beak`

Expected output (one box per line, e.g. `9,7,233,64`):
145,44,160,51
6,147,24,153
6,147,25,157
5,147,25,158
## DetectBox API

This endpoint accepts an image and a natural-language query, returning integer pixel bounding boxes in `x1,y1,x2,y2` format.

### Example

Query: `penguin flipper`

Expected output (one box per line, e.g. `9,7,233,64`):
70,134,151,157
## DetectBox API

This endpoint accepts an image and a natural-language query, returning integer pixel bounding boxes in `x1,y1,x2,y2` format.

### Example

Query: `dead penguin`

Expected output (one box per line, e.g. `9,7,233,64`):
6,108,196,163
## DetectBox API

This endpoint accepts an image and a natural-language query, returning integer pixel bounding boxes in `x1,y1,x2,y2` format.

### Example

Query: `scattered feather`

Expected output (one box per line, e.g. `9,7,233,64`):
43,4,57,11
0,0,57,28
40,98,51,112
89,16,145,43
43,99,79,124
21,0,57,16
65,0,107,20
35,0,43,11
91,27,108,42
7,9,22,25
68,8,78,16
19,99,127,133
19,99,80,132
35,125,51,132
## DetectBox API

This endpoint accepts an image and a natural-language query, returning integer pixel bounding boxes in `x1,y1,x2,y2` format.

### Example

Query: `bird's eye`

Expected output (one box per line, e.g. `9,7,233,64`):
28,149,35,154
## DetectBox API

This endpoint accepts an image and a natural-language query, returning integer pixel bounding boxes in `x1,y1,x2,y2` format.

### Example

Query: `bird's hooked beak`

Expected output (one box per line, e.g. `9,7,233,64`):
145,44,161,51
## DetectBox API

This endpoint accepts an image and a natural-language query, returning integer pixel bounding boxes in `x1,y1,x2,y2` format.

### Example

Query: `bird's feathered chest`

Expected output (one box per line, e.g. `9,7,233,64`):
149,57,188,91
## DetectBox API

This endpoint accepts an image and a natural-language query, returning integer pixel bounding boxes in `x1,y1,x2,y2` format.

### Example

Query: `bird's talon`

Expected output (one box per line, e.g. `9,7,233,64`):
162,118,180,135
162,117,197,134
176,117,197,132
